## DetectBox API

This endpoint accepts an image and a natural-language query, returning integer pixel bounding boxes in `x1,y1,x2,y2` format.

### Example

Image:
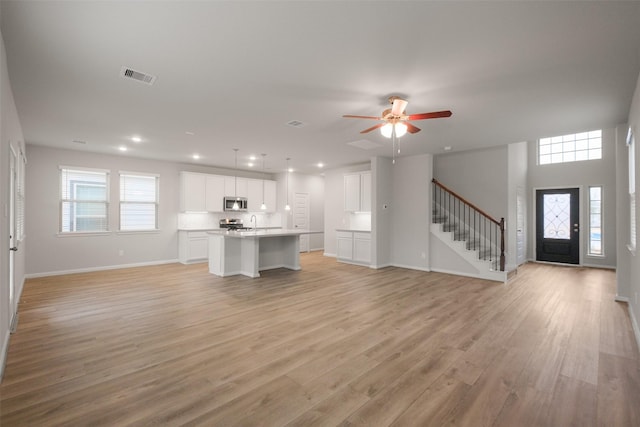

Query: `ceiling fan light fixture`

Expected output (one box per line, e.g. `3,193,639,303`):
395,122,408,138
380,122,407,138
380,123,393,138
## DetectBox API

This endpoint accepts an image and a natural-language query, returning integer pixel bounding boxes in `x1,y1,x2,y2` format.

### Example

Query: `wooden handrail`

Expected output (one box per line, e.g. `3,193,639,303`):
432,179,501,225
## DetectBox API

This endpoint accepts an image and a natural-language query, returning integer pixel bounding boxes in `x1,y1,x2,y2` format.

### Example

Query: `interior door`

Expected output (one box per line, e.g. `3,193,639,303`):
294,192,309,252
536,188,580,264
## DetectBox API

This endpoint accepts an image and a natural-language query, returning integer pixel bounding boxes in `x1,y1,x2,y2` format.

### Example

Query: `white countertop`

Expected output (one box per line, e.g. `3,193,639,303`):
336,228,371,233
208,229,322,238
179,227,282,232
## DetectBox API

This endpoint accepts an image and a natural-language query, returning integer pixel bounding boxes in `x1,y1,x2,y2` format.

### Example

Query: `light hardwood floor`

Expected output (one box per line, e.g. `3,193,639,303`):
1,253,639,426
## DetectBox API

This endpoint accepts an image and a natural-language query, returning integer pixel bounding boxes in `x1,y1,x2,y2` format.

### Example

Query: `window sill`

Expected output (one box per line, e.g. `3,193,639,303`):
628,244,637,256
116,230,161,235
57,231,111,237
586,254,605,258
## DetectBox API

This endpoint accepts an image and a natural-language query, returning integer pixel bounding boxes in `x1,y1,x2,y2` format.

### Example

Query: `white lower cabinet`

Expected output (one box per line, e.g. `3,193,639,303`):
353,232,372,264
336,230,371,265
178,231,209,264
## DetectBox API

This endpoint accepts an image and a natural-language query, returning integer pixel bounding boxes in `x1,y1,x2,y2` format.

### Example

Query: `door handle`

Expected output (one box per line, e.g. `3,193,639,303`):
9,247,17,251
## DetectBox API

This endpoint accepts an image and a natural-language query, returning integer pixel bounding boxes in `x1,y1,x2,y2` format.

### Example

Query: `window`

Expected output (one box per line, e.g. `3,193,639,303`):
629,129,636,251
538,130,602,165
588,186,602,256
120,173,159,231
60,167,109,232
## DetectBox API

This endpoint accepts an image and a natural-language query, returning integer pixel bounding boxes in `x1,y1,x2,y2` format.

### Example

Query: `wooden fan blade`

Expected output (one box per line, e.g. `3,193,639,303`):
391,98,408,116
360,123,385,134
407,110,452,121
406,122,421,134
343,114,382,120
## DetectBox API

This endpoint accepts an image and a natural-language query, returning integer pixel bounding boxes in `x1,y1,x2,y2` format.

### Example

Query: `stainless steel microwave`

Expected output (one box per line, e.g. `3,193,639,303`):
223,197,248,211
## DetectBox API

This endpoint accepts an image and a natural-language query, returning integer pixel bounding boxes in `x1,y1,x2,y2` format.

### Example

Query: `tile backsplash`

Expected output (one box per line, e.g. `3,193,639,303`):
178,212,282,230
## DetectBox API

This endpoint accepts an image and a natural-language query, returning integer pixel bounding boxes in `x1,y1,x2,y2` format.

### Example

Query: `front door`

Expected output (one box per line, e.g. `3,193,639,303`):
536,188,580,264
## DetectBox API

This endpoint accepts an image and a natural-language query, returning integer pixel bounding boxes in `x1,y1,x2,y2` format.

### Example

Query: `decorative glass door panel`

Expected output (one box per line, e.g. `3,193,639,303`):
536,188,580,264
543,193,571,239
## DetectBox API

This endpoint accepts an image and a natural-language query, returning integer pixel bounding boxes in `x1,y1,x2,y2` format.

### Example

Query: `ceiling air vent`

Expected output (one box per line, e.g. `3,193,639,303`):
120,66,156,85
286,120,306,128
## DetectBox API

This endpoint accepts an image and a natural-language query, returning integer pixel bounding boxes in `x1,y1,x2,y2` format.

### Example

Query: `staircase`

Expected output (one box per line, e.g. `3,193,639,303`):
431,179,506,282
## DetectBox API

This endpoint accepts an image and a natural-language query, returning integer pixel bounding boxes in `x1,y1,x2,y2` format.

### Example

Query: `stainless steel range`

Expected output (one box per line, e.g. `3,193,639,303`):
219,218,252,231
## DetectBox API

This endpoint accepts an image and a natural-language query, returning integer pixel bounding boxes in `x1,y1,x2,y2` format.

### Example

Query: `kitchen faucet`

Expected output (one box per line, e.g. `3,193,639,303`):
250,214,257,230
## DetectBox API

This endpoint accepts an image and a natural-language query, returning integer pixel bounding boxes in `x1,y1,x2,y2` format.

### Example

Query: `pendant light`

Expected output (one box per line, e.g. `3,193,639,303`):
232,148,239,210
285,157,291,211
260,153,267,210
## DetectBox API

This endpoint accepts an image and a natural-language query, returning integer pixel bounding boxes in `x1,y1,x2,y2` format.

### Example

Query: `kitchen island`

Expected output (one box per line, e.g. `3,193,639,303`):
208,229,321,278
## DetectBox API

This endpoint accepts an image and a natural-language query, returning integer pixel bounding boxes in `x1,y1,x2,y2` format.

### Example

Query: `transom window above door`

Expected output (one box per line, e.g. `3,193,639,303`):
538,130,602,165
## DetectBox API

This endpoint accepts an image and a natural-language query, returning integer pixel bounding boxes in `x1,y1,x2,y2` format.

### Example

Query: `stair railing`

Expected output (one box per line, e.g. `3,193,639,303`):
432,179,505,271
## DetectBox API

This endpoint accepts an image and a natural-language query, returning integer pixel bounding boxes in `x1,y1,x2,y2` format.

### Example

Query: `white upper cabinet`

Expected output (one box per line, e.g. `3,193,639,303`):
224,176,248,198
360,172,371,212
344,171,371,212
205,175,225,212
264,180,277,212
180,172,207,212
181,171,276,213
247,178,277,212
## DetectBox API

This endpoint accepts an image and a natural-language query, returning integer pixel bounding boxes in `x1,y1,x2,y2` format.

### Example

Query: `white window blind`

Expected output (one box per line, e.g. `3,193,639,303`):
629,129,636,251
16,148,26,241
60,167,109,232
120,173,158,231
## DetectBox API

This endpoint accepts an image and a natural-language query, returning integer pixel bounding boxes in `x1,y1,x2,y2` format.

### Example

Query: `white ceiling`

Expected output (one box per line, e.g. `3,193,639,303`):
2,1,639,174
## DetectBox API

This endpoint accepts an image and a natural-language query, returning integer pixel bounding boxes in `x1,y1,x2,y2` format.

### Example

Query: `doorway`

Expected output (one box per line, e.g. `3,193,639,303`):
516,186,526,266
536,188,580,264
294,192,310,252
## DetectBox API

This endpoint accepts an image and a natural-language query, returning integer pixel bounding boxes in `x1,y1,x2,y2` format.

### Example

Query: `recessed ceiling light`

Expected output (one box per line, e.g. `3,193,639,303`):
192,154,200,160
288,167,294,173
248,162,254,167
317,162,324,168
131,136,142,143
444,146,453,151
119,146,128,152
249,155,256,161
185,131,195,136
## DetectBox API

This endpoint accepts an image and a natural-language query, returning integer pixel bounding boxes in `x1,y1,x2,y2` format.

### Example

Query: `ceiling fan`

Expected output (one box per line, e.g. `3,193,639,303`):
343,96,452,138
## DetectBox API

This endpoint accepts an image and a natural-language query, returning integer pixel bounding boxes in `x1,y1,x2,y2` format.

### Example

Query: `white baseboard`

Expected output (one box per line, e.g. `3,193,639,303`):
323,252,336,258
370,263,392,269
628,303,640,353
0,329,10,383
24,259,180,279
392,263,431,273
430,267,506,283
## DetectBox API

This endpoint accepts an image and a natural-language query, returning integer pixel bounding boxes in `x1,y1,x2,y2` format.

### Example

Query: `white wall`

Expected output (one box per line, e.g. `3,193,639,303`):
0,22,26,379
25,145,275,276
323,162,370,256
434,145,508,221
507,141,528,269
621,70,640,342
527,128,617,268
371,156,392,268
390,154,432,270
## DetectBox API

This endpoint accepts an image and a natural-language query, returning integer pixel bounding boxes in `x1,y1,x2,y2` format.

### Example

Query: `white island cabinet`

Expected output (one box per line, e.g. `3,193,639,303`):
208,229,321,278
178,231,209,263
